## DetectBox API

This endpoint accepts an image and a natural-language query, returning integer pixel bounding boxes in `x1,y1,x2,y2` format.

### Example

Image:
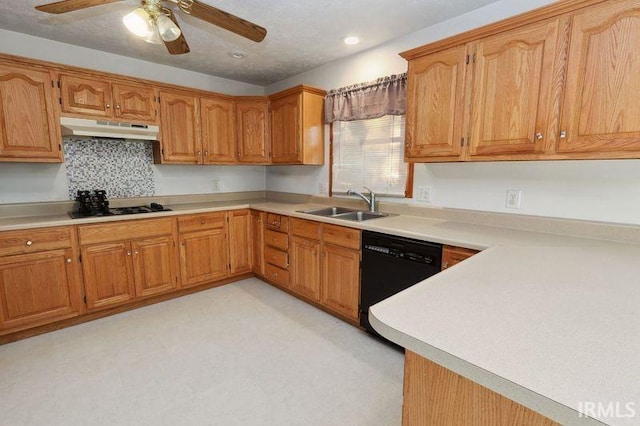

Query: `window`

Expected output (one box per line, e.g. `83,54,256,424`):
331,115,410,197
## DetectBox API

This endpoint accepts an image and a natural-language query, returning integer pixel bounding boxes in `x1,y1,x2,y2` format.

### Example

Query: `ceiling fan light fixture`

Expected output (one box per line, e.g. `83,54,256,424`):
156,14,182,42
123,8,153,38
143,26,163,45
343,36,360,45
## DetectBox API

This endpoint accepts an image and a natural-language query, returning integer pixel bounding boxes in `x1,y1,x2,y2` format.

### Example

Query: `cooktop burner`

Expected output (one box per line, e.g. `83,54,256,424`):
69,190,171,219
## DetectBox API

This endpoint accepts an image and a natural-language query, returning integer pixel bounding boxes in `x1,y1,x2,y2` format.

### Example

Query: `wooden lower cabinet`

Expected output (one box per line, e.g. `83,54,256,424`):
442,245,479,270
321,244,360,320
0,248,82,333
132,236,177,298
228,209,252,275
289,235,321,301
250,210,264,275
403,351,558,425
81,242,135,310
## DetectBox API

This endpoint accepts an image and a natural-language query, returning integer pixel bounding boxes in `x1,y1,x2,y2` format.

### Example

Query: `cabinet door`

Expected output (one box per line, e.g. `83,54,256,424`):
0,64,62,162
131,236,177,298
179,228,228,287
159,90,200,163
0,249,80,333
405,44,468,161
228,210,252,275
559,1,640,154
201,96,236,164
290,236,321,301
81,242,136,311
271,93,302,163
321,244,360,320
251,210,264,275
468,19,561,157
236,100,270,163
59,74,112,118
442,245,479,270
112,83,158,124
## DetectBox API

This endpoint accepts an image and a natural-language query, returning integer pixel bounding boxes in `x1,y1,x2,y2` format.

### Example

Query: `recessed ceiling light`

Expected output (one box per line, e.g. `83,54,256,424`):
229,52,246,59
343,36,360,45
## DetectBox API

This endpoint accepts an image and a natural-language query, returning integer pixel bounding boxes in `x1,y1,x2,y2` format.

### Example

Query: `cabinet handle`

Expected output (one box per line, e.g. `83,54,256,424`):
535,132,543,140
126,250,131,256
273,272,279,277
106,104,111,109
115,105,121,109
66,258,72,263
200,219,206,225
204,151,209,156
560,130,567,139
443,262,448,269
134,250,139,255
25,240,33,246
197,151,202,156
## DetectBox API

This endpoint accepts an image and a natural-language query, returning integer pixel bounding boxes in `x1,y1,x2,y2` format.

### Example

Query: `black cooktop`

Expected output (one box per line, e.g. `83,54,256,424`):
69,190,171,219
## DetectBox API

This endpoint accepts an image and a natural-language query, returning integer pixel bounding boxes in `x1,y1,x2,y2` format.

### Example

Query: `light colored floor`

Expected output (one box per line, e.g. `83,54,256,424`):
0,278,404,426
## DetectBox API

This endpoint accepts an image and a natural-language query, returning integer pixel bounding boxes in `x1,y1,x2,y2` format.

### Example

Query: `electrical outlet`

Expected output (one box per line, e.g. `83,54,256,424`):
506,189,522,209
318,183,328,194
212,178,221,192
416,186,432,203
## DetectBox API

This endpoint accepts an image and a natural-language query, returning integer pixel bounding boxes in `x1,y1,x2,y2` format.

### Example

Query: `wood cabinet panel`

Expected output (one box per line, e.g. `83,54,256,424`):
132,236,177,298
0,248,80,332
442,245,479,270
59,74,112,118
81,242,136,311
264,213,289,232
322,224,360,250
290,218,321,240
78,218,174,245
0,64,62,162
402,351,558,425
228,209,252,275
251,210,264,275
179,228,228,287
468,19,561,157
559,0,640,154
264,228,289,250
321,244,360,320
405,45,468,161
235,98,270,163
0,226,71,257
271,93,302,163
178,212,226,233
264,263,289,288
200,96,236,164
264,245,288,269
112,82,158,123
159,90,200,163
289,235,321,301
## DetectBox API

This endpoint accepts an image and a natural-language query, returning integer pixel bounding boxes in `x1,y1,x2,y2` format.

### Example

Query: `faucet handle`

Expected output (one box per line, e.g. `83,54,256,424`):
362,186,374,194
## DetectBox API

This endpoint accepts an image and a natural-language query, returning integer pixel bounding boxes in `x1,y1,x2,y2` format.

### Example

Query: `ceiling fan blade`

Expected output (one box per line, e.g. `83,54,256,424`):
35,0,122,14
164,10,191,55
183,0,267,42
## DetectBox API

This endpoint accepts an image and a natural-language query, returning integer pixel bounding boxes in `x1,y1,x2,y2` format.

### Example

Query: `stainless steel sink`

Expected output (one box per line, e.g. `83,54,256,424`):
332,211,390,221
298,206,359,216
298,206,391,221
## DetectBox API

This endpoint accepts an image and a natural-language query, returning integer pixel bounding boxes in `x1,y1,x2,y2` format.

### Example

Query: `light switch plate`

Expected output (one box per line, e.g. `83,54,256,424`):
416,186,432,203
506,189,522,209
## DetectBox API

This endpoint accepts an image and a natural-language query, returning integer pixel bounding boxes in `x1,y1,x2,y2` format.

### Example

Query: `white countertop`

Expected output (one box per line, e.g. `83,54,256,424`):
2,199,637,425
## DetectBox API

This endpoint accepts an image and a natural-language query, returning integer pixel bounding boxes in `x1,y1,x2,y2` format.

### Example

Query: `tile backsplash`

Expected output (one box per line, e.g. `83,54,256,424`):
63,137,155,200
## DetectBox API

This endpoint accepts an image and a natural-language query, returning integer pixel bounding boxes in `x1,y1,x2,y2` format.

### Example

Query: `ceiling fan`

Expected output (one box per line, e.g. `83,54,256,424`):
35,0,267,55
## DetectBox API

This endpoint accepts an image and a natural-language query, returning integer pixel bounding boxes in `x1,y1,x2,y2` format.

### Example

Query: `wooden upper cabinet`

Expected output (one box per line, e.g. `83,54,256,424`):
200,96,236,164
405,45,468,161
269,85,326,165
0,63,62,162
558,0,640,155
468,18,562,158
59,74,112,118
111,82,158,123
235,97,270,163
159,90,200,163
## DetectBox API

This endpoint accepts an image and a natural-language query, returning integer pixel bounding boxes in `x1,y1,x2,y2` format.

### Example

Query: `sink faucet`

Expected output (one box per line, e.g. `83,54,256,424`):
346,186,377,212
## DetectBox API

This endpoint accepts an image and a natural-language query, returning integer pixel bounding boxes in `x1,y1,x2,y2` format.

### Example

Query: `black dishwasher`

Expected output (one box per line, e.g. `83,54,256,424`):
360,231,442,337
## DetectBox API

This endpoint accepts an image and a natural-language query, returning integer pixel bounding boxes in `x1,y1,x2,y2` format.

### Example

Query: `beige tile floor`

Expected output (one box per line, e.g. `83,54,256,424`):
0,278,403,426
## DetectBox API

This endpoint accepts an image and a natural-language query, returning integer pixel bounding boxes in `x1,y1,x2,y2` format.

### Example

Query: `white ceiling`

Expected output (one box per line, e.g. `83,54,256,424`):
0,0,500,86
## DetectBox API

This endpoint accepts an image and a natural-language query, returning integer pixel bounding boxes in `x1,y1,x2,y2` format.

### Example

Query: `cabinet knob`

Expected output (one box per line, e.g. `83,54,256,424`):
134,250,139,255
560,130,567,139
443,262,448,269
115,105,121,109
204,151,209,156
106,104,111,109
66,258,72,263
126,250,131,256
197,151,202,156
535,132,543,140
273,272,279,277
25,240,33,246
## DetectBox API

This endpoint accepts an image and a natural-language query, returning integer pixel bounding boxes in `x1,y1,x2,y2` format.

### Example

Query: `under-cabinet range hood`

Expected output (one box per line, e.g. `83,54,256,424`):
60,117,159,140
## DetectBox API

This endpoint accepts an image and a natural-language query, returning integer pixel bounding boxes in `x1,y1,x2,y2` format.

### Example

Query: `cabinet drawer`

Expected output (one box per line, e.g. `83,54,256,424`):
264,246,288,269
323,224,360,250
78,218,174,245
265,213,289,232
264,263,289,287
0,226,72,256
290,218,321,240
264,229,288,250
178,212,226,233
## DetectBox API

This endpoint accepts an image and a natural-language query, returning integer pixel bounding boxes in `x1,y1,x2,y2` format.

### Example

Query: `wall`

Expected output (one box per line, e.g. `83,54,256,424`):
0,29,266,204
265,0,640,226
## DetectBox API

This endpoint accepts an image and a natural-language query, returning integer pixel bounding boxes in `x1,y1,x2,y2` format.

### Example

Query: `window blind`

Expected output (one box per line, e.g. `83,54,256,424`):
332,115,407,197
